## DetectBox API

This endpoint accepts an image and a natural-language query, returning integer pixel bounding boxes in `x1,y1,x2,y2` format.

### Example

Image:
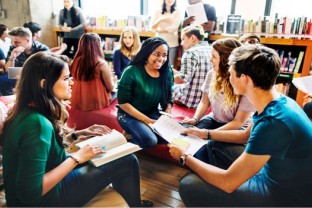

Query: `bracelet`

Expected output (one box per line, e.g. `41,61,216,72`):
71,131,78,140
206,130,211,140
9,58,15,62
193,117,198,125
69,155,80,165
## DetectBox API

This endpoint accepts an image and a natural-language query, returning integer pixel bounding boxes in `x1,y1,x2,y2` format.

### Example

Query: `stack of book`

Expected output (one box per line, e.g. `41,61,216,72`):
87,15,151,31
276,50,304,73
212,14,312,39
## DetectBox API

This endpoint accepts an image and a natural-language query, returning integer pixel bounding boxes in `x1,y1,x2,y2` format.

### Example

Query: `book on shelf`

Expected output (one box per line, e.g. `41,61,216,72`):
75,130,141,167
294,51,305,73
275,83,290,96
150,115,206,155
226,15,242,34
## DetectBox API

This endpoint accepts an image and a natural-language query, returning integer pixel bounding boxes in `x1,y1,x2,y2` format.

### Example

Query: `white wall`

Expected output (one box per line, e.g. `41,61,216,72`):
0,0,63,48
235,0,266,20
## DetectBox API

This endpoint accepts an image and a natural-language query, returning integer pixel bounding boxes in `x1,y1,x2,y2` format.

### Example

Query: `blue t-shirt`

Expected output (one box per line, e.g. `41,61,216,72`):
245,95,312,206
0,48,5,60
113,49,131,79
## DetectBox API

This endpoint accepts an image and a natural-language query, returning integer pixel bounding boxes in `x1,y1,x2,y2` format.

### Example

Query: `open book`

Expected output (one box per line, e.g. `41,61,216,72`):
292,76,312,93
76,130,141,167
150,116,207,155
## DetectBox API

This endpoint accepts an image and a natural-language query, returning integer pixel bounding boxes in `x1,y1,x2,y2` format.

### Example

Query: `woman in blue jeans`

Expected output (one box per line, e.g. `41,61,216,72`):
0,52,146,207
117,37,174,150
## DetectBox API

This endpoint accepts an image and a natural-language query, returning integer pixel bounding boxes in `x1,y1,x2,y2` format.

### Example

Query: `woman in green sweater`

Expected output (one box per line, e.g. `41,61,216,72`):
117,37,173,150
0,52,143,207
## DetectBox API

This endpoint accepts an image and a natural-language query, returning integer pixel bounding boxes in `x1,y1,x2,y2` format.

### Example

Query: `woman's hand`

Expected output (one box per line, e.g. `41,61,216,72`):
181,118,197,125
143,118,157,126
180,128,208,140
77,124,112,137
161,17,173,24
168,143,186,160
72,144,105,164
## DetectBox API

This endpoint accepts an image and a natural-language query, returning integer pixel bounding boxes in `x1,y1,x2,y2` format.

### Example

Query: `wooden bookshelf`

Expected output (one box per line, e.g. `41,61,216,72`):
52,27,155,47
210,35,312,107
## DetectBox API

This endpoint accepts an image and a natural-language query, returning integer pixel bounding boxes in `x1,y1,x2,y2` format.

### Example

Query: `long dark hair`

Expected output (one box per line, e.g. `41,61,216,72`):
130,37,172,110
0,52,71,147
63,0,78,25
71,33,103,81
161,0,176,14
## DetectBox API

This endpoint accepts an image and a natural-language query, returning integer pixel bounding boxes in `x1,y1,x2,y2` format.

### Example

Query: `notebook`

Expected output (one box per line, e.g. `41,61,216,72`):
8,67,23,79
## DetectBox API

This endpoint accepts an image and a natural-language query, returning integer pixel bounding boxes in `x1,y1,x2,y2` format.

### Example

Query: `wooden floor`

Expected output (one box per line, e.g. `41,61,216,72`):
135,152,190,207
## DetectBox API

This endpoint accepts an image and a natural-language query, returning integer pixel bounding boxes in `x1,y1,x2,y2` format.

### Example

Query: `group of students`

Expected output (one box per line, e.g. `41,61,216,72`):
0,0,312,207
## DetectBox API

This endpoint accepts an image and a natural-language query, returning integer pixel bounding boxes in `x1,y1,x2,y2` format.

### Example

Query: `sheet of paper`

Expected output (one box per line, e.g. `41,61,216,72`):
186,2,208,25
292,76,312,93
152,115,206,155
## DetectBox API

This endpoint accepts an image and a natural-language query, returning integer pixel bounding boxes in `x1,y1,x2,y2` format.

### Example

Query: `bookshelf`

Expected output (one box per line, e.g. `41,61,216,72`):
209,35,312,107
52,28,311,106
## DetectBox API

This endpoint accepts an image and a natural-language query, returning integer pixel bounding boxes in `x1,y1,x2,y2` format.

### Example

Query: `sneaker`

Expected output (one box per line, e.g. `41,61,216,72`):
122,131,131,140
141,200,153,207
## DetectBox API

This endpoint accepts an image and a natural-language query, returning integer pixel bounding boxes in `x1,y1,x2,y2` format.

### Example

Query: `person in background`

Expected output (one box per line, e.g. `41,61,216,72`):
168,45,312,207
0,52,145,207
150,0,181,68
239,33,260,45
0,27,49,96
59,0,86,58
0,25,11,58
0,48,5,76
172,25,211,108
113,27,141,79
117,37,173,150
70,33,116,111
182,0,216,33
23,22,67,55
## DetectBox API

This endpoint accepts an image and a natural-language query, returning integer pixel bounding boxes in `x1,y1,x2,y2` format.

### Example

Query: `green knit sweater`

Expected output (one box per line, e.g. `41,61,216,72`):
117,63,173,113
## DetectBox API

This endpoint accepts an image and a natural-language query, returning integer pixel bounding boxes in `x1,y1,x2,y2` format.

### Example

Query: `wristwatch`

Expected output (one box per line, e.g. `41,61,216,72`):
179,152,191,166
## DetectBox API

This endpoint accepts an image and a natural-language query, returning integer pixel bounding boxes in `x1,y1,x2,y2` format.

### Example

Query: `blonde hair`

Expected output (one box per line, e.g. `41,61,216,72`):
182,25,207,41
209,38,242,112
119,27,141,59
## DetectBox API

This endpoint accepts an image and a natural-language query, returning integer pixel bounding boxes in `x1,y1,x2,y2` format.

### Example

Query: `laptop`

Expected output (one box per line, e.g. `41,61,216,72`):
8,67,23,79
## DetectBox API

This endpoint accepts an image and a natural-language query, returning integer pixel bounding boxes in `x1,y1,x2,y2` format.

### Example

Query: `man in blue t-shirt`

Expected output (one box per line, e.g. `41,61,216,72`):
168,45,312,206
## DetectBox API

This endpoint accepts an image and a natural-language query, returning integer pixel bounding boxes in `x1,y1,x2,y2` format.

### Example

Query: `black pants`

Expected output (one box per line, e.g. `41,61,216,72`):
63,38,80,58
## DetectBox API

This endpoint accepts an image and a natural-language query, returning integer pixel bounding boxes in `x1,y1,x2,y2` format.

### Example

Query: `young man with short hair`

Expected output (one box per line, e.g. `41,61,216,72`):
0,27,49,95
172,25,212,108
169,45,312,206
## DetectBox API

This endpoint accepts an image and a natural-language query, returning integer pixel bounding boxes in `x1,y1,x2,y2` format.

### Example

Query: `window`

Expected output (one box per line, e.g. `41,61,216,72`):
270,0,312,19
81,0,141,18
235,0,266,20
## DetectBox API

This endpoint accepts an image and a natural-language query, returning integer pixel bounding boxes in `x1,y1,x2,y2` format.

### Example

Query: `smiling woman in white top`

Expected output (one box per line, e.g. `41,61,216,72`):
150,0,181,68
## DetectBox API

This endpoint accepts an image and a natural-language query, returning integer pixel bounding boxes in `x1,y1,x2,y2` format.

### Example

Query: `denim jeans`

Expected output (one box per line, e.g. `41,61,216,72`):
196,115,226,129
117,110,167,150
0,74,16,96
179,173,281,207
54,154,141,207
195,141,245,170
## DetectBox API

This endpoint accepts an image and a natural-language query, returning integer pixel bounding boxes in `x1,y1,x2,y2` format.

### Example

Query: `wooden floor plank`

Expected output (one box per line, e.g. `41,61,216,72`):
140,180,182,201
143,190,186,207
141,196,168,207
136,153,187,177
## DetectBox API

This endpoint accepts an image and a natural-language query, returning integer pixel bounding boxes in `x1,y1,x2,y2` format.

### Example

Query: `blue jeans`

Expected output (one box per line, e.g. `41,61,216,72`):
117,110,167,150
179,173,281,207
0,74,16,96
195,116,245,169
196,115,226,129
54,154,141,207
